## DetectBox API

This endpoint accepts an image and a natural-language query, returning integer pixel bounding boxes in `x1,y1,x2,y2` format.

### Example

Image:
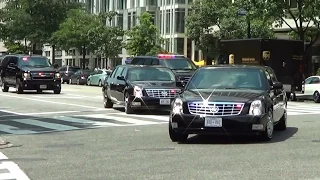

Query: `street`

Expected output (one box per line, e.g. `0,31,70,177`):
0,84,320,180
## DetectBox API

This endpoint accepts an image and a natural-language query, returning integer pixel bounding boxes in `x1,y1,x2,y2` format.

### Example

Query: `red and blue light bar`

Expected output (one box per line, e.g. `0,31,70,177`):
157,54,176,59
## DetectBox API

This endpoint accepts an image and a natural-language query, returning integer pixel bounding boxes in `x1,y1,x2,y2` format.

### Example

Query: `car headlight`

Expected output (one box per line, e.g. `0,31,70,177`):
134,86,143,98
172,98,183,114
55,73,61,79
23,72,30,78
249,100,263,116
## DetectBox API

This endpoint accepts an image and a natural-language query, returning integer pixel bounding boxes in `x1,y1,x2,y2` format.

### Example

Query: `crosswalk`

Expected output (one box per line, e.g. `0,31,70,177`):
0,102,318,135
287,102,320,116
0,113,169,135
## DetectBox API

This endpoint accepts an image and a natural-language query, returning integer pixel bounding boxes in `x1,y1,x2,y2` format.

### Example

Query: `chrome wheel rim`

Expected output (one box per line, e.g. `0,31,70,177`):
124,95,129,111
314,92,319,101
267,111,274,138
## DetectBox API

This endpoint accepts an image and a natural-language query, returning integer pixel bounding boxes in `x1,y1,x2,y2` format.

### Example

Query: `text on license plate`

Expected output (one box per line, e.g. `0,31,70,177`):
40,85,47,89
159,99,170,105
205,117,222,127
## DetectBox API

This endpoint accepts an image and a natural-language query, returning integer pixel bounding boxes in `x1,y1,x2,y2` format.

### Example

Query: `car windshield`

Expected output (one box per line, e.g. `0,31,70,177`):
19,57,51,67
128,67,175,81
159,58,197,70
186,68,267,90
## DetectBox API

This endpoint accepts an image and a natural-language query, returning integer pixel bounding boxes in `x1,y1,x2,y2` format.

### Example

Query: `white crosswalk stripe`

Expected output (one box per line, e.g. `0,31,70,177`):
287,102,320,115
0,113,169,135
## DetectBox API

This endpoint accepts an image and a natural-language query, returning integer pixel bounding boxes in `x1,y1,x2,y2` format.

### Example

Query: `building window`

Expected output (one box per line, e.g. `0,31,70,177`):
167,0,170,5
117,14,123,30
45,51,50,57
286,0,297,8
175,8,185,33
132,12,136,26
160,11,163,33
176,0,185,4
148,11,155,25
147,0,157,5
118,0,124,10
166,10,170,34
188,0,193,4
175,38,184,55
128,13,132,30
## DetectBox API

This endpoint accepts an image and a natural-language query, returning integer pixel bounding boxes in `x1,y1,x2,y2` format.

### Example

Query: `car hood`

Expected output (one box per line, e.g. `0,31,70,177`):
182,89,265,103
131,81,179,89
22,66,57,72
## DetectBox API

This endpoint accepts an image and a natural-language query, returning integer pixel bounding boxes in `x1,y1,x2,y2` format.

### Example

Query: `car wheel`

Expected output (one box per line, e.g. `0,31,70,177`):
98,80,102,87
69,79,72,84
77,79,80,85
87,79,91,86
275,110,287,131
313,91,320,103
290,92,297,101
53,88,61,94
15,79,23,94
260,109,274,141
169,121,188,142
61,77,64,84
124,92,134,114
103,91,113,108
1,82,9,92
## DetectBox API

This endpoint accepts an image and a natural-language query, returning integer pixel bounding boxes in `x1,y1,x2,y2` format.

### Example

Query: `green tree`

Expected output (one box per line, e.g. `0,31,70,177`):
87,12,124,66
51,9,101,69
125,12,166,56
186,0,275,62
0,0,83,60
3,40,25,54
253,0,320,73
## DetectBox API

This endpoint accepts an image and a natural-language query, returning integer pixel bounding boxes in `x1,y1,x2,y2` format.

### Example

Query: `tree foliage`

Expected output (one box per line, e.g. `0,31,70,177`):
3,40,25,54
186,0,275,54
125,12,166,56
88,12,124,60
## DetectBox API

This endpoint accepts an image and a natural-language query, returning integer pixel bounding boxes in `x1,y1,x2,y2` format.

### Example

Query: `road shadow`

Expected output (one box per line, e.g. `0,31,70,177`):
8,90,66,95
180,127,298,145
113,107,170,115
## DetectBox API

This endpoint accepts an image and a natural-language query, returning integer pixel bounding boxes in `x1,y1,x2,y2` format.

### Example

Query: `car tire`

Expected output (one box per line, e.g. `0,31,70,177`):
260,109,274,141
61,77,64,84
53,88,61,94
103,92,113,108
313,91,320,103
77,79,80,85
169,121,188,142
124,92,134,114
275,110,287,131
69,79,72,84
98,80,102,87
87,79,91,86
1,82,9,92
15,79,23,94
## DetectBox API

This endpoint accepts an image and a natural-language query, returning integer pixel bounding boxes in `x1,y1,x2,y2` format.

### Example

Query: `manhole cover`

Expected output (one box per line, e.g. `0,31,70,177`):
132,147,175,152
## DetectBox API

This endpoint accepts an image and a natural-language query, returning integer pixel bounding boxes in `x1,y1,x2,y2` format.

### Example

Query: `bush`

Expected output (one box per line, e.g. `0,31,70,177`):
317,68,320,75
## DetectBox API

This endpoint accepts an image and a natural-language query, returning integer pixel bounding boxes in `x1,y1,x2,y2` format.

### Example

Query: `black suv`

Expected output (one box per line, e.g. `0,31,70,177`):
0,54,61,94
169,65,287,142
102,65,183,114
130,54,197,87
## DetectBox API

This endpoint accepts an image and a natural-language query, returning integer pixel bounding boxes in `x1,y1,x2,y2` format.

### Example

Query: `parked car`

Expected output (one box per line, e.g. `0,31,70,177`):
169,65,287,142
57,65,81,84
0,54,61,94
69,69,93,85
102,65,182,114
87,69,112,86
292,75,320,103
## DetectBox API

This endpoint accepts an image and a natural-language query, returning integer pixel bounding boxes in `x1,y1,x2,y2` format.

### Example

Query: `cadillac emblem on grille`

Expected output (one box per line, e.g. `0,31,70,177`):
161,91,168,96
209,105,219,113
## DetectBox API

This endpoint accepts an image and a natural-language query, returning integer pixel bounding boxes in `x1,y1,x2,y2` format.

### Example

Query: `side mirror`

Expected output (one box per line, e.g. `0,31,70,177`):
117,76,125,81
272,82,283,89
7,63,17,69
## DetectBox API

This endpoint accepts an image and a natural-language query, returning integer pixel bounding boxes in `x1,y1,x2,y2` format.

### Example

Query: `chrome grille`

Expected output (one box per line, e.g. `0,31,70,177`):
31,72,54,80
145,89,181,98
187,102,245,116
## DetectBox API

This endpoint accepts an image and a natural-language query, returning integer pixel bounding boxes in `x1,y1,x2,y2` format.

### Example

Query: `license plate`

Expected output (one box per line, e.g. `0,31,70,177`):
205,117,222,127
40,85,47,89
160,99,171,105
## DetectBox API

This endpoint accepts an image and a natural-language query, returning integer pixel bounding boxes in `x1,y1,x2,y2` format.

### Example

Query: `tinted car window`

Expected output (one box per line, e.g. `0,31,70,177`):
18,56,51,67
127,67,175,81
159,58,197,70
187,68,267,90
68,67,81,72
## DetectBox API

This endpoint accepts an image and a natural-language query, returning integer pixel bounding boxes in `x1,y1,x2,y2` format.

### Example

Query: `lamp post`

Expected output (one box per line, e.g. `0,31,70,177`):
238,8,251,38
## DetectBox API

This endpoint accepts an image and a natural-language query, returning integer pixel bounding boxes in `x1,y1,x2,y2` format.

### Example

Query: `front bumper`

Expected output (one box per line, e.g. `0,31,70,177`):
170,113,268,135
21,79,61,90
129,96,175,111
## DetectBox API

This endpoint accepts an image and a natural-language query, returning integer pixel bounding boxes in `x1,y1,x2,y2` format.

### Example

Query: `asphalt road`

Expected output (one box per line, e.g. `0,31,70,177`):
0,84,320,180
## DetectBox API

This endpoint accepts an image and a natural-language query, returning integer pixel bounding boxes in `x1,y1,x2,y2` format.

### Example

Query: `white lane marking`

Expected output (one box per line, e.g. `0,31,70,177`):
76,114,158,125
288,112,320,116
106,113,169,122
12,119,80,131
0,93,107,111
64,94,102,99
31,96,80,99
52,116,123,127
22,111,81,115
0,152,30,180
0,109,21,115
0,124,37,134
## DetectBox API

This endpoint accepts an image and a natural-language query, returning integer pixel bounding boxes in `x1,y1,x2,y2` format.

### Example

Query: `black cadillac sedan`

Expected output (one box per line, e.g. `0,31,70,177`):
102,65,183,114
169,65,287,142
